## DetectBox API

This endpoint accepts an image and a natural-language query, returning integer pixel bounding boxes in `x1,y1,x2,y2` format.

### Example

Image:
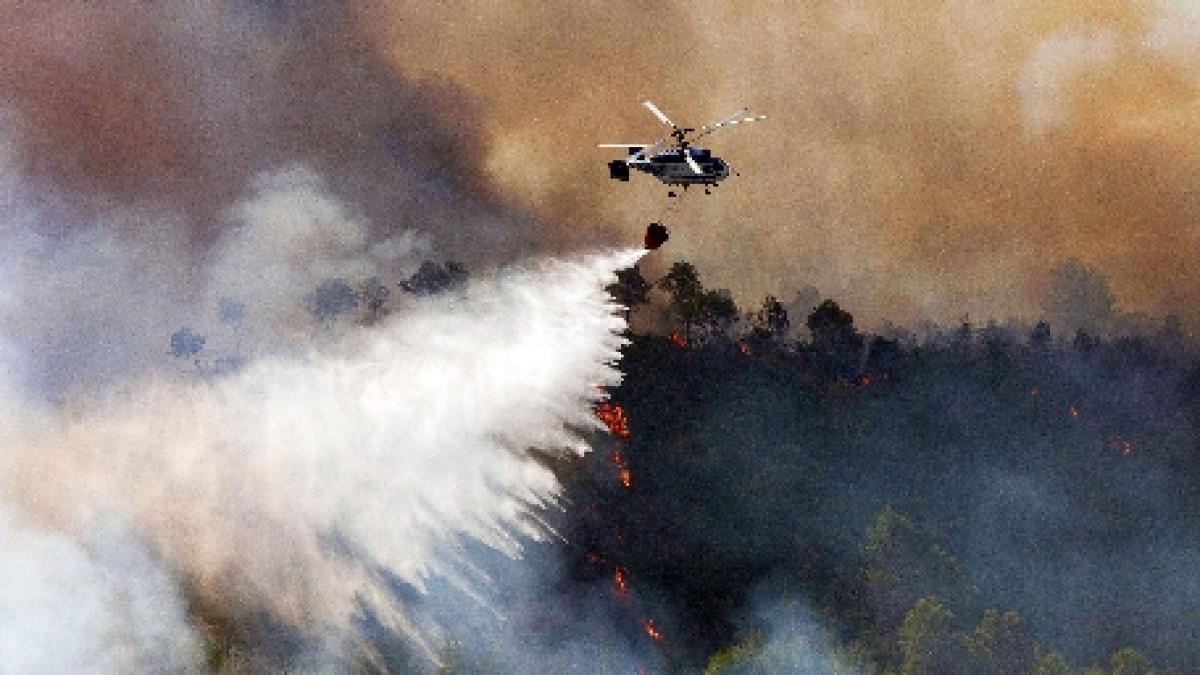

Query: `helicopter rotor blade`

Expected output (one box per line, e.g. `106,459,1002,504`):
684,149,704,175
642,100,678,129
690,113,767,142
696,108,748,136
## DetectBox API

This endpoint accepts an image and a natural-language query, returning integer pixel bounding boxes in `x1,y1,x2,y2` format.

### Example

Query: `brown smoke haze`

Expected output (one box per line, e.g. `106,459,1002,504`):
358,0,1200,328
0,2,528,259
1,1,1198,327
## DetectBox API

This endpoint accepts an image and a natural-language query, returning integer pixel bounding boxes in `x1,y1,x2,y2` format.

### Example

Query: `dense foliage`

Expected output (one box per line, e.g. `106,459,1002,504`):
562,261,1197,673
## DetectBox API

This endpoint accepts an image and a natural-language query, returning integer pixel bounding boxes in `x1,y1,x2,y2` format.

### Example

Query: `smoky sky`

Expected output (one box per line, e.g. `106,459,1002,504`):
0,1,534,261
4,2,1199,331
353,0,1200,329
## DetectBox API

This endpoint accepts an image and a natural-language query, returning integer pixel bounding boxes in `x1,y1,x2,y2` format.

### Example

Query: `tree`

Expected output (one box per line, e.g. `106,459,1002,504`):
359,277,391,324
1028,649,1072,675
606,266,650,322
754,296,789,339
1029,320,1052,349
806,300,864,379
1108,647,1155,675
169,327,206,359
307,278,358,324
1073,329,1099,355
699,289,739,342
863,507,973,644
968,609,1037,675
865,336,901,375
658,261,706,342
401,260,469,296
898,596,971,675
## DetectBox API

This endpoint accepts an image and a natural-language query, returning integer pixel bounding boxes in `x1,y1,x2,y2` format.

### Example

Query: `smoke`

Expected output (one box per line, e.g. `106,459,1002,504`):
0,2,532,261
0,5,666,669
721,593,862,674
1042,258,1116,335
355,0,1200,329
0,507,203,674
1017,28,1120,136
0,152,429,394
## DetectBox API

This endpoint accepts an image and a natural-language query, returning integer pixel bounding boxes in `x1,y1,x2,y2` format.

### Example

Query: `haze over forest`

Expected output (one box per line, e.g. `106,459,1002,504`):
0,2,1197,673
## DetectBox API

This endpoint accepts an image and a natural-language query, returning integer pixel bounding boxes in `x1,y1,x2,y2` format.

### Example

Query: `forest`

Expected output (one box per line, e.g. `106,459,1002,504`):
184,257,1196,674
566,260,1197,674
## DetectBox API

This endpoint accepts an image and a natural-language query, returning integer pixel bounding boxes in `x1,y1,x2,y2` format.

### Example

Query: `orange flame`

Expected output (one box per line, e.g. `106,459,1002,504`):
739,343,752,356
595,401,631,439
642,618,664,642
610,450,632,487
668,331,687,348
1069,405,1080,418
614,567,630,596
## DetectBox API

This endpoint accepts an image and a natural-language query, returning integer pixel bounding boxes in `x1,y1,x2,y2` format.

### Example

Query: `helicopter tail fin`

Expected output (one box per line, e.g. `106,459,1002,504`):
608,160,630,181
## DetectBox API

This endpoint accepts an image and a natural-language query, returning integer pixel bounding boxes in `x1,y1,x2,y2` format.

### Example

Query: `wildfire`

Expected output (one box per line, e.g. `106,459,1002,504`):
1069,405,1081,418
595,401,631,439
642,618,664,642
610,449,632,487
667,331,687,348
739,343,752,356
613,567,630,596
859,374,871,386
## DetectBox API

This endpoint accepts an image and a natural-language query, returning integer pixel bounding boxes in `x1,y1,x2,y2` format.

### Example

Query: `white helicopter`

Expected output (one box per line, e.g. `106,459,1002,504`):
599,100,766,197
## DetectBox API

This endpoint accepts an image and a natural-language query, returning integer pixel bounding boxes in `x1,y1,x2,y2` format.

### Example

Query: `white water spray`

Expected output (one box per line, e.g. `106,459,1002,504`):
0,246,644,667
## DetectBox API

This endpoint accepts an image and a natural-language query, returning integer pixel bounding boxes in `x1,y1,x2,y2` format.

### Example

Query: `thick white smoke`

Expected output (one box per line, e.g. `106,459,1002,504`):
0,506,203,674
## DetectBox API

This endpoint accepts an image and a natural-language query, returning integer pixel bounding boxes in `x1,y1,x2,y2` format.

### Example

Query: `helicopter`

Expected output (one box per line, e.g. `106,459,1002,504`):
599,100,766,197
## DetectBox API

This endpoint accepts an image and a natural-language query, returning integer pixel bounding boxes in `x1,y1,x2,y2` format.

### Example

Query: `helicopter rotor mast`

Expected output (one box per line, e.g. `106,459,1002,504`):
641,100,705,173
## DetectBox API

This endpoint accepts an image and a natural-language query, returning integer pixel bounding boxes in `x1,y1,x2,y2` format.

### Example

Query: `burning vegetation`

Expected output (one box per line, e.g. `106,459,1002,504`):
558,259,1200,672
595,401,631,440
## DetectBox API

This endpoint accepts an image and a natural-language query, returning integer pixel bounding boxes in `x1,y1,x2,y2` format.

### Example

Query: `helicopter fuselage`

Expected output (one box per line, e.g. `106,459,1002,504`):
601,101,762,192
610,147,731,186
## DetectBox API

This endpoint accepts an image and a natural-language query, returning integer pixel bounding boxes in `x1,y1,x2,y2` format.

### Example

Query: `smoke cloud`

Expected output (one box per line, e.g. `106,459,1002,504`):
356,0,1200,328
0,507,203,674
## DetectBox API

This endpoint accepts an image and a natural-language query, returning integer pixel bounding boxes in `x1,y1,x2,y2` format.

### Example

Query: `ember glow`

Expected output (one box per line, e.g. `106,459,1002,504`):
642,619,664,643
610,450,633,488
596,401,631,440
668,331,687,349
614,567,630,597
